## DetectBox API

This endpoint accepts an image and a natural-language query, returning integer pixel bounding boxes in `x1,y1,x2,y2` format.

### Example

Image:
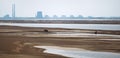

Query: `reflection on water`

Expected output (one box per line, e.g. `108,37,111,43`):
34,46,120,58
0,23,120,30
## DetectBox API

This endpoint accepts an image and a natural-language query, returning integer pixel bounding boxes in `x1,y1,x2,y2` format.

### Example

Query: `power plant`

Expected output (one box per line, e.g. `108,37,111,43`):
1,4,120,20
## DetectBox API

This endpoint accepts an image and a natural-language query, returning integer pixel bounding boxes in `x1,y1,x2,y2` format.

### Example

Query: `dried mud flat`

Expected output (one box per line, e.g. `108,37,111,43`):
0,25,120,58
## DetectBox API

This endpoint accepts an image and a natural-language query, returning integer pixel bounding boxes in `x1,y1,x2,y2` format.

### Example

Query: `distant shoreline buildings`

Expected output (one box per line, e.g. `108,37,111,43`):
0,4,120,20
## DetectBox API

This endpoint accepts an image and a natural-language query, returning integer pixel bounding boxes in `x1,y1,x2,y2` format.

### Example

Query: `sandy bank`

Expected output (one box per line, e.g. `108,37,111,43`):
0,25,120,58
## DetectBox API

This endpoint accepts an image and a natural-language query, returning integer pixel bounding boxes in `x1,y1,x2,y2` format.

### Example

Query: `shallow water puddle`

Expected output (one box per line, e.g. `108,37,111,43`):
34,46,120,58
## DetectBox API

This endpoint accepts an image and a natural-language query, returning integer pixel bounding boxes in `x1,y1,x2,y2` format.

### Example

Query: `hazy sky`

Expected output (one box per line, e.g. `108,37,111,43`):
0,0,120,17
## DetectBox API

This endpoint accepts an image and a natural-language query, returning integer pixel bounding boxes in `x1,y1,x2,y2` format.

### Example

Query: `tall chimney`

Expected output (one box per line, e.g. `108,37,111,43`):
12,4,15,18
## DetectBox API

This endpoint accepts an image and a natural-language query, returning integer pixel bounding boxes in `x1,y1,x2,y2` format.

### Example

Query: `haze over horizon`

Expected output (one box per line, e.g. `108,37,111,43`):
0,0,120,17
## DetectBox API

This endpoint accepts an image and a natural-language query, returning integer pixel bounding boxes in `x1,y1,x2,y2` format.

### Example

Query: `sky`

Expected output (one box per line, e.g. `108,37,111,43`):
0,0,120,17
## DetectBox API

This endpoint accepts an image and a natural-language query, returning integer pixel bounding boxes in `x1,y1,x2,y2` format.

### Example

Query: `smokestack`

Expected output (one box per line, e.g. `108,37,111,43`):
12,4,15,18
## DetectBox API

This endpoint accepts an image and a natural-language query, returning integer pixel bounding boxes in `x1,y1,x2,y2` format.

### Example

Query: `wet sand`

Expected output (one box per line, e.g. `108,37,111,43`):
0,25,120,58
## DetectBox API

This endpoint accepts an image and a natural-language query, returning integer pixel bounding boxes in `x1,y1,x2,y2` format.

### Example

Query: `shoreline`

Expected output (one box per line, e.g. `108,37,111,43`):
0,20,120,24
0,25,120,35
0,23,120,31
